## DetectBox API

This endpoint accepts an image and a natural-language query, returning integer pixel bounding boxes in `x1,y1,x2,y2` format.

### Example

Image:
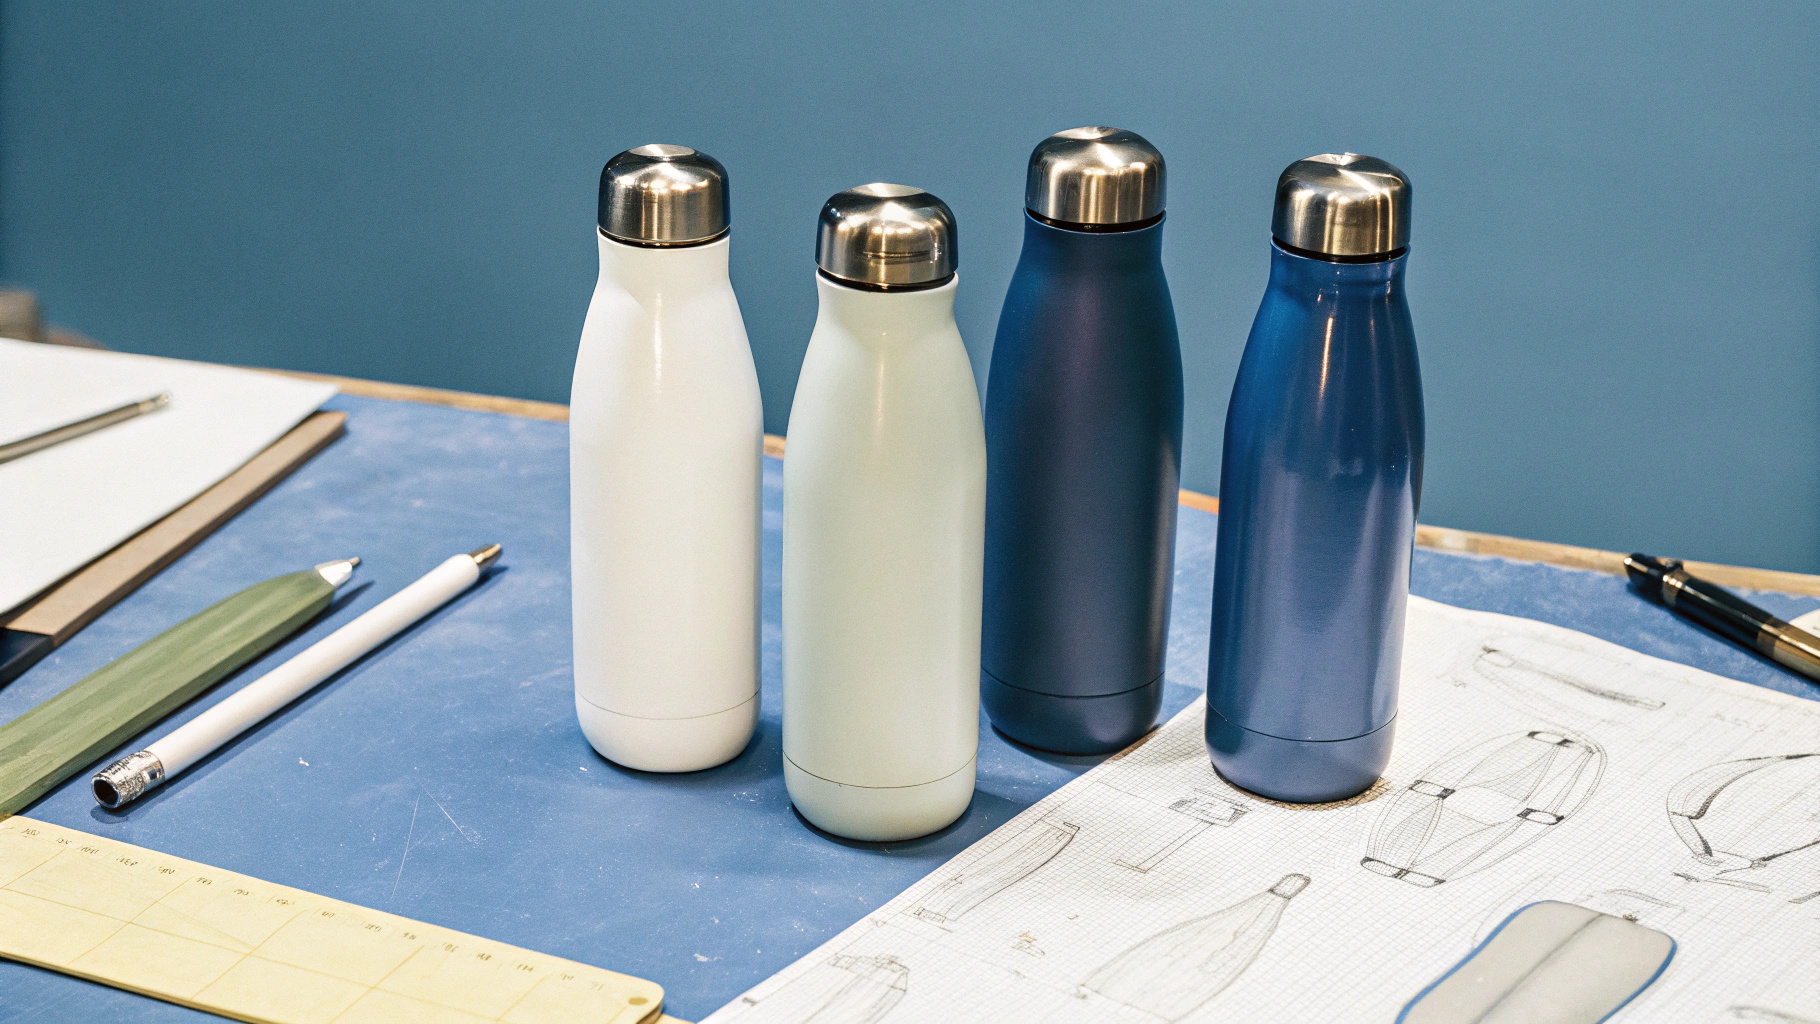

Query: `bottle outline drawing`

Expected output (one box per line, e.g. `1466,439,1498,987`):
739,953,909,1024
1082,873,1309,1021
909,818,1079,924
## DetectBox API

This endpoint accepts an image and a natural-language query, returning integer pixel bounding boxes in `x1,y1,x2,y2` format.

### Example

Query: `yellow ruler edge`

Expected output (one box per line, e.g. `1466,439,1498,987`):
0,815,667,1024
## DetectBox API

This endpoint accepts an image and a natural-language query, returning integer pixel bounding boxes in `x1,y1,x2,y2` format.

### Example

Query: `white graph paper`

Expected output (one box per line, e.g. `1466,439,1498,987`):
706,597,1820,1024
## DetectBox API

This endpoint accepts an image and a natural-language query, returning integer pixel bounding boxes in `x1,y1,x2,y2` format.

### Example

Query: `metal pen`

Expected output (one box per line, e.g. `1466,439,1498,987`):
1624,553,1820,685
0,392,170,464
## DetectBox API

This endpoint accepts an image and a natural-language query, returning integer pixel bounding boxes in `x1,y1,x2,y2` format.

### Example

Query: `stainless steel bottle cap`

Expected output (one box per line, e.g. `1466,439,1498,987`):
1026,126,1165,228
1272,153,1411,258
816,184,958,290
598,144,729,247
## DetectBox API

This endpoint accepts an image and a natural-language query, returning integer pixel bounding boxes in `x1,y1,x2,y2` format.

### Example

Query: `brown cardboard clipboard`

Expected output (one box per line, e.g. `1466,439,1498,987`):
0,410,346,683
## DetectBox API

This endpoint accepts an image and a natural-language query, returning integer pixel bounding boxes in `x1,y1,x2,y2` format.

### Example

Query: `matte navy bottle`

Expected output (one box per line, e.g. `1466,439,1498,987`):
1206,154,1422,803
982,128,1183,754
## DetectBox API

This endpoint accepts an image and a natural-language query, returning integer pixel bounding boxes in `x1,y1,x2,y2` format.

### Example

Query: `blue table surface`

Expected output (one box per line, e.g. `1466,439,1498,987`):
2,393,1815,1023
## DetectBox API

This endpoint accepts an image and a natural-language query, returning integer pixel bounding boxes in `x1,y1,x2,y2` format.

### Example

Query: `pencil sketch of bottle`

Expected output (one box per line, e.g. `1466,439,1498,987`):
1082,873,1309,1021
1116,792,1248,873
909,818,1078,924
1362,729,1603,887
743,954,909,1024
1668,752,1820,896
1721,1008,1820,1024
1468,639,1664,725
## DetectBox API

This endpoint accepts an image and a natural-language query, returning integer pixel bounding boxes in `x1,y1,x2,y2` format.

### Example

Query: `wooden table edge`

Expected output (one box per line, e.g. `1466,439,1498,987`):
263,368,1820,598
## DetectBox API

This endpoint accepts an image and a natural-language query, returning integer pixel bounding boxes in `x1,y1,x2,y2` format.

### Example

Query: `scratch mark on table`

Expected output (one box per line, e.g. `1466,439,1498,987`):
390,791,421,901
421,783,479,847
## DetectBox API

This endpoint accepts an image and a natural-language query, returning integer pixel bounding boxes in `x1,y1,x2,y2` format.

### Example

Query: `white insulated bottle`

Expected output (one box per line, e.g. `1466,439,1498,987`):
783,184,985,840
571,145,762,772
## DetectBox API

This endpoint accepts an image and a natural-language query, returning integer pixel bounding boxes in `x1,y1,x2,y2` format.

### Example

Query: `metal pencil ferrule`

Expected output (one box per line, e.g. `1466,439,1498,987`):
93,751,165,809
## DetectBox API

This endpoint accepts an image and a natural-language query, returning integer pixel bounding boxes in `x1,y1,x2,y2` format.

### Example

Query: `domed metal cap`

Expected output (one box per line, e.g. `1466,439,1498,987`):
1026,126,1165,228
598,144,729,246
1272,153,1411,258
816,184,958,290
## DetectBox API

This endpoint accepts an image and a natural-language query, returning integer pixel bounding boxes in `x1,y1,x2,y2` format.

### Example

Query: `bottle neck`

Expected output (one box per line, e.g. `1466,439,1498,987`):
814,273,959,335
597,230,731,296
1266,239,1407,292
1019,210,1165,271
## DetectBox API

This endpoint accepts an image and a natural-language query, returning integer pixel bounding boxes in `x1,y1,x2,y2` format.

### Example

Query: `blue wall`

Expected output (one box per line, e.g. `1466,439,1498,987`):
3,2,1816,571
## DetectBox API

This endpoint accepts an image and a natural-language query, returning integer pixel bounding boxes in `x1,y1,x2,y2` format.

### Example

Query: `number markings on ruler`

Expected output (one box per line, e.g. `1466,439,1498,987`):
0,816,663,1024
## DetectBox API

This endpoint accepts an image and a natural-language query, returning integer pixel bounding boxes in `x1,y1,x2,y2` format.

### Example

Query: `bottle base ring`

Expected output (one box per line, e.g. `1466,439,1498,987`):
1205,705,1394,804
575,691,757,773
783,754,975,842
982,670,1163,755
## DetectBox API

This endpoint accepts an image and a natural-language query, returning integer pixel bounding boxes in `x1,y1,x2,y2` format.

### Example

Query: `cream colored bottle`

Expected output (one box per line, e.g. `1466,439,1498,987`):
570,145,761,772
783,185,985,840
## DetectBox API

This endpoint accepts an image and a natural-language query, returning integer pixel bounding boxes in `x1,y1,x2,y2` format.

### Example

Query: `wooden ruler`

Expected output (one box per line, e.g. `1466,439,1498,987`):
0,816,665,1024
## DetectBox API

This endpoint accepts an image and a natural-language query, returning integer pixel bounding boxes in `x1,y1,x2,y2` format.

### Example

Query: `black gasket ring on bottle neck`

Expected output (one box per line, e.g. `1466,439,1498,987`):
1028,210,1165,234
815,268,956,293
1273,238,1407,264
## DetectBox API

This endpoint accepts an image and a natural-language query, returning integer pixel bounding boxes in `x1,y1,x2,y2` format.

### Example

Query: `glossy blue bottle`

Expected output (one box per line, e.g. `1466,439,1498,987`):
983,128,1182,754
1206,155,1422,803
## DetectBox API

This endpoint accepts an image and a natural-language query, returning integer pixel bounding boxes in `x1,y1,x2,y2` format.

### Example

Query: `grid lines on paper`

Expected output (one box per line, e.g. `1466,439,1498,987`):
706,597,1820,1024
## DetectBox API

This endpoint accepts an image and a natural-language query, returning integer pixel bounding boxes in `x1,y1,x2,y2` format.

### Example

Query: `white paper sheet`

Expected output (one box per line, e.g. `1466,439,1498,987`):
0,338,336,613
706,597,1820,1023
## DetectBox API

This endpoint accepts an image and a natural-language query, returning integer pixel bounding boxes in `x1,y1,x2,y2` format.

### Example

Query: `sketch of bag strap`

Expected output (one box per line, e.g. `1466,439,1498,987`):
1360,731,1602,888
1516,731,1601,816
1472,644,1666,712
1406,732,1593,821
1360,859,1442,887
1668,756,1795,822
1395,784,1575,820
1666,754,1817,863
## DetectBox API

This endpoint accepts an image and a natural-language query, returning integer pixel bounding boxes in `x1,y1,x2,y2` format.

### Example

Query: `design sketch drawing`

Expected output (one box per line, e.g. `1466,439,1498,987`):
1082,874,1308,1021
1363,729,1603,887
1117,792,1248,873
1668,753,1820,894
705,597,1820,1024
910,818,1078,924
1471,643,1665,712
1721,1009,1820,1024
1580,888,1686,930
744,954,909,1024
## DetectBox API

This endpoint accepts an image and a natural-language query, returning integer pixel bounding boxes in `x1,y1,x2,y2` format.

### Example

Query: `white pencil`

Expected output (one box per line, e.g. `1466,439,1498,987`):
93,544,501,808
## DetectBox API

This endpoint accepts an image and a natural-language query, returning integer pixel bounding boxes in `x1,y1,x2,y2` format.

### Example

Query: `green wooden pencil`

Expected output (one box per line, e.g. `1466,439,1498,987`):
0,558,357,816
